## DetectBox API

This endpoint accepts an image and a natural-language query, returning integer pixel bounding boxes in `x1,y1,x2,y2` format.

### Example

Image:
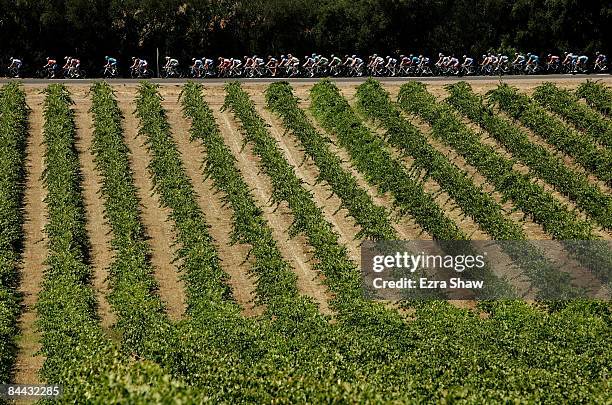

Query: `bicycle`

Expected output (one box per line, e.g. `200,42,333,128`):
62,66,86,79
460,65,475,76
130,66,152,78
525,63,540,75
285,64,300,77
103,65,118,78
546,62,560,74
227,65,243,78
161,65,182,78
37,66,57,79
511,62,525,75
593,63,608,74
189,66,204,78
8,66,21,78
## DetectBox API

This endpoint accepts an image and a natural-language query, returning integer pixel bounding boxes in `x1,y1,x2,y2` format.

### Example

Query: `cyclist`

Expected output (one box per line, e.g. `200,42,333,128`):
399,54,411,70
265,56,278,76
371,54,384,75
546,54,560,72
287,54,300,76
8,57,22,77
243,55,255,73
302,54,316,77
230,57,242,75
480,54,491,73
278,54,288,71
489,53,499,68
254,55,265,71
287,54,299,67
163,56,179,76
562,52,575,70
461,55,474,74
217,57,231,76
594,52,607,72
329,54,342,75
104,56,118,77
497,54,509,72
130,57,149,76
202,57,214,76
366,55,374,72
62,56,73,76
350,55,364,76
64,56,80,77
448,55,460,69
525,53,539,73
303,54,315,68
384,55,398,75
575,54,589,72
245,55,262,77
138,58,149,75
105,56,117,68
316,55,329,75
129,57,140,76
191,58,203,77
418,55,430,70
435,53,445,69
43,57,58,78
512,53,525,71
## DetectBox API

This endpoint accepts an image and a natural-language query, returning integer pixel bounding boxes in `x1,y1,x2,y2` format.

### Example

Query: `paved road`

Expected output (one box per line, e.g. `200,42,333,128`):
1,73,610,85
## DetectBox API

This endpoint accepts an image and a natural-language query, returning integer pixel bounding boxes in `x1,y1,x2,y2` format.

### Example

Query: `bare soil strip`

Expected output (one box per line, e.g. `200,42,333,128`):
115,89,187,320
463,112,611,239
204,91,333,314
293,86,426,240
496,108,612,194
14,90,46,385
461,86,612,196
247,90,362,262
72,88,116,329
342,91,490,240
159,87,263,316
437,86,611,239
400,108,550,240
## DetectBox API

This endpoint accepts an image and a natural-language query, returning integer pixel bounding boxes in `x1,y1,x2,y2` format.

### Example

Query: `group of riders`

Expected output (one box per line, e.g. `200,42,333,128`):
4,51,608,79
434,52,603,76
6,56,85,78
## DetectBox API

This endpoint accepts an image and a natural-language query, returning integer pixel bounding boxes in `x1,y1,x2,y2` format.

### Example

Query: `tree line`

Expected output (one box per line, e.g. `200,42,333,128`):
1,0,609,70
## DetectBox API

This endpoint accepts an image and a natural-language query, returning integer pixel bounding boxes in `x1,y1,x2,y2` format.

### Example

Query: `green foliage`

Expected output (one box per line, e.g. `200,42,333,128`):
488,83,612,187
310,79,465,242
180,81,312,314
37,83,202,402
398,82,612,284
398,81,594,241
447,81,612,231
533,82,612,150
576,81,612,117
90,81,182,364
0,83,27,384
9,81,611,403
355,79,582,299
265,81,397,241
356,78,523,241
307,80,523,296
135,82,235,315
223,81,378,309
